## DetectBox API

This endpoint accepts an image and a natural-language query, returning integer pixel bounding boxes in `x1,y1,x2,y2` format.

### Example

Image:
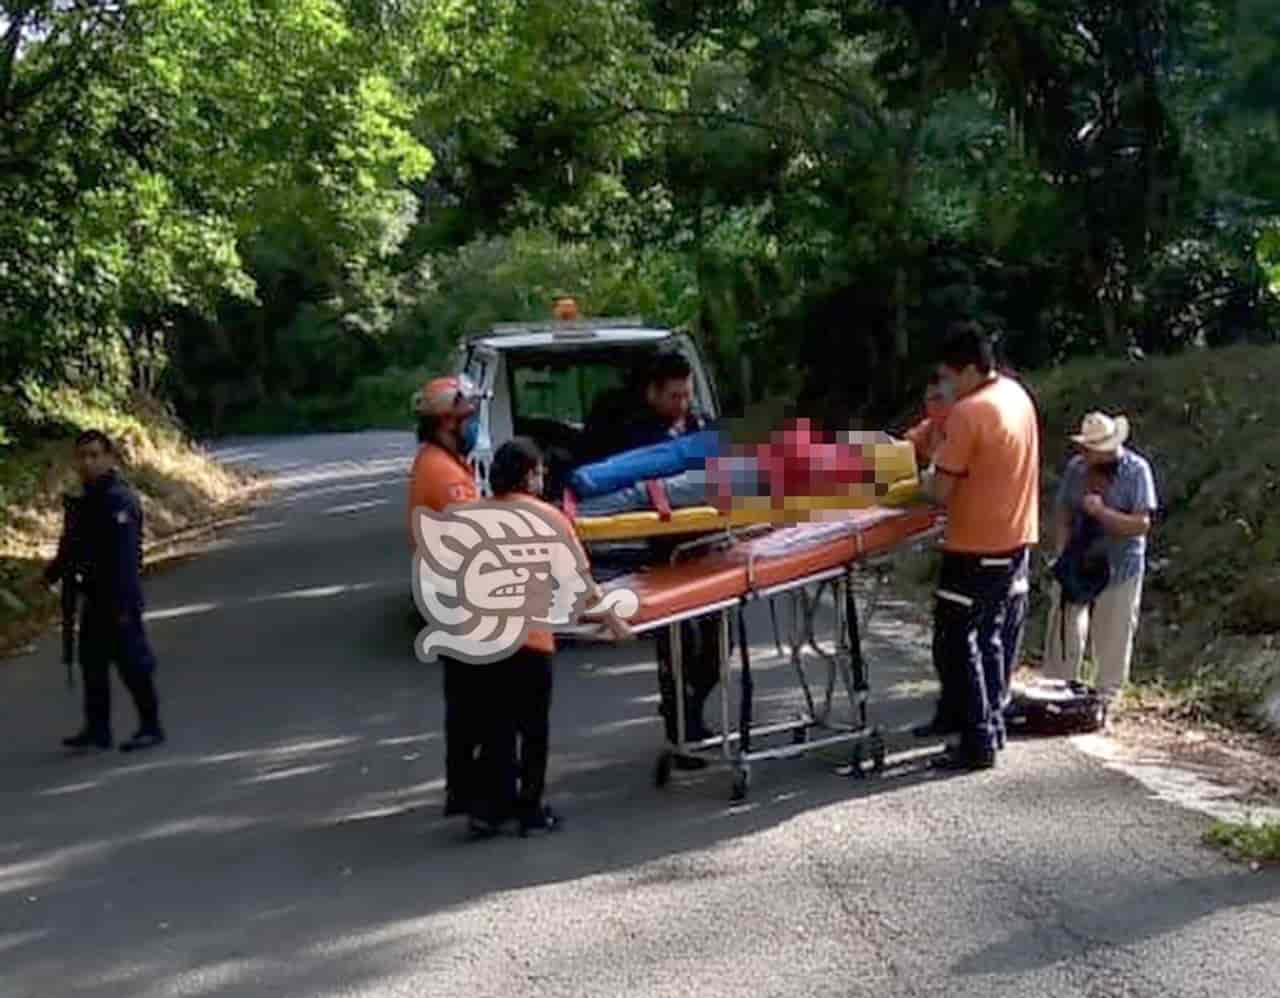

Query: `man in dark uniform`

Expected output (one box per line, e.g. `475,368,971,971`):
43,430,165,753
586,351,722,757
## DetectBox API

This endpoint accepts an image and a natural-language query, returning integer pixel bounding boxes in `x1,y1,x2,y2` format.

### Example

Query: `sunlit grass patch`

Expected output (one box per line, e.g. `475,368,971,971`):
1204,817,1280,864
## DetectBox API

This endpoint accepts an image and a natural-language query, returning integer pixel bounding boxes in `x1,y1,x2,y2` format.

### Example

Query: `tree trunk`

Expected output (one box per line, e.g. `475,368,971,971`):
889,115,923,402
1099,292,1120,354
1085,252,1128,354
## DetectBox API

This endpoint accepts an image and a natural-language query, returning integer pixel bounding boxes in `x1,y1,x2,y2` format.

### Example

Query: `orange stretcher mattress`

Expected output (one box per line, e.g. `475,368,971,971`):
602,504,941,627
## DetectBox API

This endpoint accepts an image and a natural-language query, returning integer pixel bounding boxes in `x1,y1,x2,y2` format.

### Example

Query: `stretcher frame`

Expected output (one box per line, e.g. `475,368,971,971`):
585,516,945,802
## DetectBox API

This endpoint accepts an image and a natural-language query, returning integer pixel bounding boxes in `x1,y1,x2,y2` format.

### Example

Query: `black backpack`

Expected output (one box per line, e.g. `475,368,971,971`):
1052,510,1111,605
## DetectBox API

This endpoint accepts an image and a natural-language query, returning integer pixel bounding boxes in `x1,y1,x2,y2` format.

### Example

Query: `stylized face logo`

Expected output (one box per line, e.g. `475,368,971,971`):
411,500,630,664
462,539,588,623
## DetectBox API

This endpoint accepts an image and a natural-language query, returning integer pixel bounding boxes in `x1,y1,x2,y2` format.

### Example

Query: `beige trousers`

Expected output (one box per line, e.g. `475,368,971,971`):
1041,572,1144,699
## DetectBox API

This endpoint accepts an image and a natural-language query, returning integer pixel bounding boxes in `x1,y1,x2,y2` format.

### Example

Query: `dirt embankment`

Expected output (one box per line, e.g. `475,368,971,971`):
0,404,268,658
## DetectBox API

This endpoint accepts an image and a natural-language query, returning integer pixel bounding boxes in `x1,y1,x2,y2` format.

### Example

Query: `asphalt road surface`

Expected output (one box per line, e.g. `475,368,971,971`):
2,430,1277,998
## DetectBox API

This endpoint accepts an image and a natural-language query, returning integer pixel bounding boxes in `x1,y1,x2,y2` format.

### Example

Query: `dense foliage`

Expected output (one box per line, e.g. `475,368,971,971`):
1,0,1277,441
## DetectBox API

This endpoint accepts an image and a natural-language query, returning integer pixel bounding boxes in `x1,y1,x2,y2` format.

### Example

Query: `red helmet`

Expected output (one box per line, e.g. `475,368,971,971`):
413,374,481,418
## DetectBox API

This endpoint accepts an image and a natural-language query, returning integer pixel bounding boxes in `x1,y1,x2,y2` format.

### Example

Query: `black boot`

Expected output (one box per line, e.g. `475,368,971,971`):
518,803,561,836
63,728,112,751
930,741,996,771
120,727,165,753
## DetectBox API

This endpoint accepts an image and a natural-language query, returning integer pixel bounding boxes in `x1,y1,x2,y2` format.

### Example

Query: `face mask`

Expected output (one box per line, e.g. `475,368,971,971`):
936,379,957,404
460,415,480,455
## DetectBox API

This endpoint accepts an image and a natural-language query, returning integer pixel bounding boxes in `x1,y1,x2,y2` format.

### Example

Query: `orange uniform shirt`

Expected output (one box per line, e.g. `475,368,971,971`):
932,374,1039,554
493,492,596,656
407,442,479,544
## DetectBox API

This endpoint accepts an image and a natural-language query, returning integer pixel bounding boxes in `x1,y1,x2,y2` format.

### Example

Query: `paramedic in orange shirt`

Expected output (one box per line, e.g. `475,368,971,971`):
922,323,1039,771
408,375,482,541
409,374,483,818
467,437,631,838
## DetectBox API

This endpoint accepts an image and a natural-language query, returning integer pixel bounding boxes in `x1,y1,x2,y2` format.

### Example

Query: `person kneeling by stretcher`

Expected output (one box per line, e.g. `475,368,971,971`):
467,437,631,839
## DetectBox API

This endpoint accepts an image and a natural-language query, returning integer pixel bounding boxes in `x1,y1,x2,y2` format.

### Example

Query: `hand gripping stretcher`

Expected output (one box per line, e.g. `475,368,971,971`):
558,503,945,801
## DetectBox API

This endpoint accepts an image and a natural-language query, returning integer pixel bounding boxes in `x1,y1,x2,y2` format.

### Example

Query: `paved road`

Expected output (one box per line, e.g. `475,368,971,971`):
2,430,1277,998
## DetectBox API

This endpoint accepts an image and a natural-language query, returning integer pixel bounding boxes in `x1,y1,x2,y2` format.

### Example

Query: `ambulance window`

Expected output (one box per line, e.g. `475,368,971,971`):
464,351,487,390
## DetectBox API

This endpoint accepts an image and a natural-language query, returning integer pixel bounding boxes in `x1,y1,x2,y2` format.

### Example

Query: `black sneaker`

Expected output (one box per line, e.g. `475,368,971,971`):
518,804,560,837
120,728,166,753
466,816,505,840
929,744,996,771
63,730,112,751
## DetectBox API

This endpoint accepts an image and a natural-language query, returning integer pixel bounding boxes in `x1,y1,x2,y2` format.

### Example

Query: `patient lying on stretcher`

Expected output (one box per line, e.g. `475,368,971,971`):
569,418,915,523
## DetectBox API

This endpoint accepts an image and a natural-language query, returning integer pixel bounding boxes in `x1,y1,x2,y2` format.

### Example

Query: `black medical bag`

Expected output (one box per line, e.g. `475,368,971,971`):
1003,679,1107,735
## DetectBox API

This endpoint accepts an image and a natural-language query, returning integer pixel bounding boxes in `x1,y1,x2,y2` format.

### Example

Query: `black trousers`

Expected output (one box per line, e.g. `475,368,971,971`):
443,656,480,809
80,604,160,738
931,549,1025,753
470,647,554,822
655,617,721,742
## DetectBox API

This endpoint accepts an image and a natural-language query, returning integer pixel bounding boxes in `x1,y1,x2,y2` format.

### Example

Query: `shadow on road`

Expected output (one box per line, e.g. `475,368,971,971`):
1,565,960,998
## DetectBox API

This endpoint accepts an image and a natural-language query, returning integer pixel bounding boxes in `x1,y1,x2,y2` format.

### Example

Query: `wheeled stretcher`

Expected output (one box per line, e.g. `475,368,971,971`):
559,504,944,800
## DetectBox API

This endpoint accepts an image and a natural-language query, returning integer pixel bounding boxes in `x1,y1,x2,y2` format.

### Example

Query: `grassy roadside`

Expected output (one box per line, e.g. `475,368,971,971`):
1204,818,1280,866
0,393,269,659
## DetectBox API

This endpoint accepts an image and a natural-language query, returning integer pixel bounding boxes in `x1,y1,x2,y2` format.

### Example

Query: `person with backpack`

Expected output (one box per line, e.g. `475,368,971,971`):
1043,412,1159,705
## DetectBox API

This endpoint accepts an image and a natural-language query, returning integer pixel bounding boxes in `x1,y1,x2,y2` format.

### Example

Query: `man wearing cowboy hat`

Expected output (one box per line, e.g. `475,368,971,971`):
1043,411,1159,705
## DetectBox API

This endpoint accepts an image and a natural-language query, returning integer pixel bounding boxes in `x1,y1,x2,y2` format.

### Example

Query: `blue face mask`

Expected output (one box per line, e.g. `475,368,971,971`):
460,415,480,455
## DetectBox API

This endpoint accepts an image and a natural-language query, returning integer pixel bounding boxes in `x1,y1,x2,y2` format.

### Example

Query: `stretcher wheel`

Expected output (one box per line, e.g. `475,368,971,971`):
792,725,808,745
730,766,750,802
871,733,886,774
655,751,672,789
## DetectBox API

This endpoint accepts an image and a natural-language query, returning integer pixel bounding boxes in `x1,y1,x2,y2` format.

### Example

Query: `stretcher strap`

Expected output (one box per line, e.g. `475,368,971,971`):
645,479,673,521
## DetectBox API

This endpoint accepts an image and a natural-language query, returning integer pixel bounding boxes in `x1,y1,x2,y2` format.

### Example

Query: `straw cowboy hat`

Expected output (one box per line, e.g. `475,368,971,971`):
1071,411,1129,452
